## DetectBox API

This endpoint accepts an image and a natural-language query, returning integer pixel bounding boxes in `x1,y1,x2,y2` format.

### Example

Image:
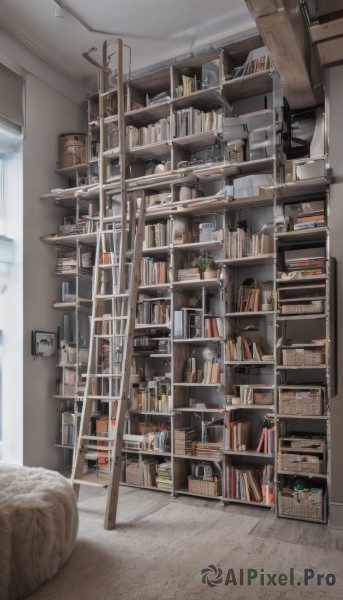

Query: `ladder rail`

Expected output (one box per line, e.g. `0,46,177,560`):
72,38,147,529
104,193,146,529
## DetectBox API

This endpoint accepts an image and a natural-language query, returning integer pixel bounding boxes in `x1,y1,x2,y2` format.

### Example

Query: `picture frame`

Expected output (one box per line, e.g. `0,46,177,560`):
31,330,56,357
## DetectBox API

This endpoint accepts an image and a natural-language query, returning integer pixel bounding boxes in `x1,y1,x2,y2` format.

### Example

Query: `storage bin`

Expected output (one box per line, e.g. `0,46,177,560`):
59,133,87,169
280,300,324,315
278,490,326,522
278,453,324,474
279,388,323,416
125,460,141,486
188,476,221,496
282,347,325,367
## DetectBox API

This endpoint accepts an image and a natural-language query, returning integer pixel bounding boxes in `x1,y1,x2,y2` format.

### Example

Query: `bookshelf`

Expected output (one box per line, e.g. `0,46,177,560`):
40,32,333,521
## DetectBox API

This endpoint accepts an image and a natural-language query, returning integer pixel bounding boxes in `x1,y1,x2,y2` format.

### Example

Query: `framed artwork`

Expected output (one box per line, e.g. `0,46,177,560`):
31,330,56,357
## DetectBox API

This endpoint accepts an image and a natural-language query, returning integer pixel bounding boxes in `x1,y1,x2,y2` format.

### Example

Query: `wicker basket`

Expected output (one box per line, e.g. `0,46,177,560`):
280,300,324,315
279,389,323,416
59,133,87,169
125,460,141,486
282,348,325,367
278,490,326,522
278,453,324,474
188,476,221,496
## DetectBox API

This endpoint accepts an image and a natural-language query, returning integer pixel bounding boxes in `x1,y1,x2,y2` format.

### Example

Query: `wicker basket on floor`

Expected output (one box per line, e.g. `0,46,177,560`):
278,490,326,522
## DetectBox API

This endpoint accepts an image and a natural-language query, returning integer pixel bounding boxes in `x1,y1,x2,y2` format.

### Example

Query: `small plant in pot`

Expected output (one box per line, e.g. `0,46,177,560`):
191,250,218,279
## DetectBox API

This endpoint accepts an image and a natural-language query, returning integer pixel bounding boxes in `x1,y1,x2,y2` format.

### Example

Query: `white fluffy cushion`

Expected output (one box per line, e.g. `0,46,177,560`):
0,464,78,599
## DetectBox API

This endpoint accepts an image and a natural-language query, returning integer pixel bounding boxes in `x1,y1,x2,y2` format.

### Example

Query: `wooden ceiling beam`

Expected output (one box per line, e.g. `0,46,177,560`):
245,0,323,108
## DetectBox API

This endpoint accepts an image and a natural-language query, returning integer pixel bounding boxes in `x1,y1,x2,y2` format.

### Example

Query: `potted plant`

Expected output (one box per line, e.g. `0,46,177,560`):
191,250,218,279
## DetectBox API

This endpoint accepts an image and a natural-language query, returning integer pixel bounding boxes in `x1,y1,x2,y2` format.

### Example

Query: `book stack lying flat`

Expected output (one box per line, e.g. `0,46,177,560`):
195,442,222,460
177,268,201,281
156,461,172,491
283,246,326,276
293,205,325,230
174,427,197,455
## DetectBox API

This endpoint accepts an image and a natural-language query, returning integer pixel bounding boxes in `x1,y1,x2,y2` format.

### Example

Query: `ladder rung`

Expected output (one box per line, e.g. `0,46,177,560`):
84,396,120,401
95,294,129,299
94,316,127,321
84,445,113,451
82,435,115,442
94,334,126,339
73,478,108,488
87,373,122,378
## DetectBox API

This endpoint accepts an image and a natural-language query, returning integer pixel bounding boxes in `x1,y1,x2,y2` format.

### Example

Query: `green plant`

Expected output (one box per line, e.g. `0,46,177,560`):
191,250,216,272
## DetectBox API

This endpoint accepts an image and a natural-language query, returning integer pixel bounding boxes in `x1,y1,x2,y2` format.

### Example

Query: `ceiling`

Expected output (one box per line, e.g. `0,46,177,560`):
0,0,256,88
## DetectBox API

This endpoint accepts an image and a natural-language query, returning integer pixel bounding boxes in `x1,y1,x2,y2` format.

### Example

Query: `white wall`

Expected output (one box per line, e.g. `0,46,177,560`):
326,64,343,528
1,73,85,468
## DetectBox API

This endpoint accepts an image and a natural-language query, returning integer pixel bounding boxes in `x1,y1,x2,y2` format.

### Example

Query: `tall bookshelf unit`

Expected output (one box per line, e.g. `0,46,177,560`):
41,33,333,522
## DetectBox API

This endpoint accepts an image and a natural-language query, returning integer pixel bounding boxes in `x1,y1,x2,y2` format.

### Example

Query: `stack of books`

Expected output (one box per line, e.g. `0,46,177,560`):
156,461,172,491
293,208,325,230
174,107,223,138
174,427,197,455
195,442,222,460
283,246,326,276
177,268,201,281
140,258,168,285
127,117,171,148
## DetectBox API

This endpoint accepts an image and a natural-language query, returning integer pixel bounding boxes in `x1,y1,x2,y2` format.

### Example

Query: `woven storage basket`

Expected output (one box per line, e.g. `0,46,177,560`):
279,391,322,416
279,453,324,474
278,491,325,521
59,133,87,169
125,460,141,485
188,476,221,496
282,348,325,367
290,438,324,450
281,300,323,315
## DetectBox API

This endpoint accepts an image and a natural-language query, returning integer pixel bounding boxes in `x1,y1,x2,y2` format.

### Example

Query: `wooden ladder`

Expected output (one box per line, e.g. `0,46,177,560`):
72,39,145,529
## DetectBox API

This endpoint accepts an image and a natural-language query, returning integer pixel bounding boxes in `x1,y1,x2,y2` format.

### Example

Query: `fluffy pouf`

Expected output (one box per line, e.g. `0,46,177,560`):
0,464,78,600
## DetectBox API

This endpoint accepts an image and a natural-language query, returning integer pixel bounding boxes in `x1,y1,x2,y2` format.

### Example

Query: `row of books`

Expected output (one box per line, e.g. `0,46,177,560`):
136,300,170,326
256,425,276,454
238,286,260,313
204,317,223,338
140,259,169,285
225,419,250,452
225,464,274,504
203,359,221,384
127,117,171,148
173,313,223,339
226,335,266,362
226,231,273,259
174,107,223,138
143,222,171,249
